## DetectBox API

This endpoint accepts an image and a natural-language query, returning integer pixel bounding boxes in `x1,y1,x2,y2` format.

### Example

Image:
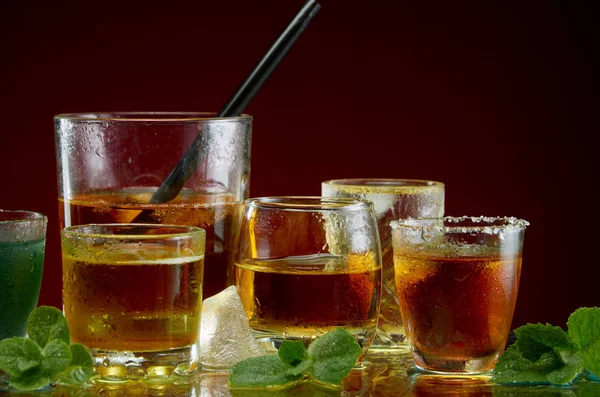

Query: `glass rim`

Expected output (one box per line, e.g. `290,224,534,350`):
54,112,253,123
0,209,47,224
245,196,373,212
61,223,206,240
390,216,529,232
322,178,444,192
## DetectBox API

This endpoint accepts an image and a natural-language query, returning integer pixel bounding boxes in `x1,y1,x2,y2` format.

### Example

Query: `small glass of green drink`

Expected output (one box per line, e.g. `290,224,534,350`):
0,210,47,340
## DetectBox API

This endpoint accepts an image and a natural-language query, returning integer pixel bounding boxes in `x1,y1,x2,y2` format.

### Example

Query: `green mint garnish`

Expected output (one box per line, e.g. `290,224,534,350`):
229,354,304,388
567,307,600,378
229,327,362,389
59,344,94,385
0,337,42,375
0,306,94,390
307,327,362,385
278,340,308,367
27,306,70,348
492,307,599,386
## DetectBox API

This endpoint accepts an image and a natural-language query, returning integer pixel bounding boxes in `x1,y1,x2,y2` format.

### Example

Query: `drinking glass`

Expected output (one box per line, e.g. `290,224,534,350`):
234,197,382,357
391,216,528,374
61,223,206,380
55,112,251,300
0,210,47,340
322,179,444,352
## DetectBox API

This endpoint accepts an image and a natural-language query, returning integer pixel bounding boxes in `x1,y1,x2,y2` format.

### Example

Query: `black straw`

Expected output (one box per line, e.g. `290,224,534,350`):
147,0,321,205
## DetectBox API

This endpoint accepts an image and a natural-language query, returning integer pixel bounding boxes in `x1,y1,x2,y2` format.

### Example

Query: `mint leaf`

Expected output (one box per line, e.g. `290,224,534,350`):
229,355,303,388
307,328,361,385
492,342,583,386
568,307,600,378
59,344,94,385
40,339,72,380
492,345,560,384
278,340,307,367
547,349,584,385
0,337,42,376
515,323,574,362
4,340,71,391
26,306,70,348
285,358,313,377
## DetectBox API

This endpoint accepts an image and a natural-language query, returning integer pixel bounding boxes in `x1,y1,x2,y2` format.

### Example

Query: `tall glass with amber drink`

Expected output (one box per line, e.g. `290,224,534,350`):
61,223,205,380
322,179,444,353
235,197,382,357
55,113,251,301
391,216,529,374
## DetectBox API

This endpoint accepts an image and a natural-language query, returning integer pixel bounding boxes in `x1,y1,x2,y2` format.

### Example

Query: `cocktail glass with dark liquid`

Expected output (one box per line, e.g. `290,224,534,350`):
234,197,382,359
55,113,251,300
391,216,528,374
322,179,444,353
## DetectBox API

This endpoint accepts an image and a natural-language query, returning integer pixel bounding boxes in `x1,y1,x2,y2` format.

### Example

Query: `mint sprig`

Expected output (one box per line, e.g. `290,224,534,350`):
229,328,362,389
492,307,600,386
0,306,94,390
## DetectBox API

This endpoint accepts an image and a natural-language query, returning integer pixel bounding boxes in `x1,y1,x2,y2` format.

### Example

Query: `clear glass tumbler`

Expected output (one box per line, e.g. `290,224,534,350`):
55,112,251,300
322,179,444,353
61,223,206,381
234,197,382,358
391,216,528,374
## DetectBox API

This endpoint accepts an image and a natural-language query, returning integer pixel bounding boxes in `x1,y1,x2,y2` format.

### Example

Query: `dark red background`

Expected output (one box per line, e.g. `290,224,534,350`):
0,1,596,328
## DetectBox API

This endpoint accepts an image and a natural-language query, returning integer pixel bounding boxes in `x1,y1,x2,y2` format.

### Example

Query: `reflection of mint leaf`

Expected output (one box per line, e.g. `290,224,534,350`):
278,340,307,367
307,328,362,385
515,323,574,362
230,355,302,388
0,337,42,375
567,307,600,378
59,344,94,385
27,306,70,348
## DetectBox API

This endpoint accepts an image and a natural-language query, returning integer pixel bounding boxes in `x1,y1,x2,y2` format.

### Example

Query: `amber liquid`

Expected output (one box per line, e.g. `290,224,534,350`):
394,252,521,369
235,253,381,349
59,189,241,299
63,245,203,352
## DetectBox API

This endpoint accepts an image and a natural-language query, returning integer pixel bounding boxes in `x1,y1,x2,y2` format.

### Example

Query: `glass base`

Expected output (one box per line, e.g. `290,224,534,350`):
369,326,408,351
91,344,198,382
411,348,500,375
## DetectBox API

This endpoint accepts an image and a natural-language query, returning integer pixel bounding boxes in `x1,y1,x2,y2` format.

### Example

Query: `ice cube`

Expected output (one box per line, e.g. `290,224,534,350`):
200,285,266,370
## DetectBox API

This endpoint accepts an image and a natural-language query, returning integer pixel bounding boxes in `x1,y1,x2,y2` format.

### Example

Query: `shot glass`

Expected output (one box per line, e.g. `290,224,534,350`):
0,210,47,340
61,224,206,381
55,113,251,301
322,179,444,353
234,197,382,356
391,216,529,374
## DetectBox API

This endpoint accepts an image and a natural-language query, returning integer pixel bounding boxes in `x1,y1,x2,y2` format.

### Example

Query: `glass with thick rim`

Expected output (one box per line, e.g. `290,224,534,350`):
391,216,529,374
322,179,445,353
0,210,47,340
61,223,206,381
55,112,251,303
234,197,382,359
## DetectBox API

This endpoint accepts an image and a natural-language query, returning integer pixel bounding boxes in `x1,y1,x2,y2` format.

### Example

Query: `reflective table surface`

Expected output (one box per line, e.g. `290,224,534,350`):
2,352,598,396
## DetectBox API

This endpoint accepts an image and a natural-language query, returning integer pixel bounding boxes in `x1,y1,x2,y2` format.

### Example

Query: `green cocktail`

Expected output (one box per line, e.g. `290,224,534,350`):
0,210,47,340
